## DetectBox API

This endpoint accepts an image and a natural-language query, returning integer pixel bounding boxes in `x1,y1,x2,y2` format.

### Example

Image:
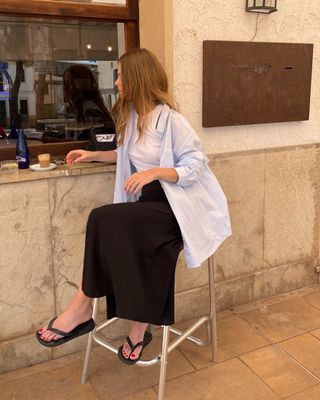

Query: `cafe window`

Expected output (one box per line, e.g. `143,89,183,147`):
0,16,124,138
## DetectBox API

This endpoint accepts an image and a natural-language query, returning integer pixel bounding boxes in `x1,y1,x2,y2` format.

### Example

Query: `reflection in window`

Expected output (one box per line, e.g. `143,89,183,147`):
0,16,124,142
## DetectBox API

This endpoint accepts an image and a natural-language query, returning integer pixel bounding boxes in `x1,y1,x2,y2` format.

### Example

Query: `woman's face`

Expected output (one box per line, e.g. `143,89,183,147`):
115,63,123,97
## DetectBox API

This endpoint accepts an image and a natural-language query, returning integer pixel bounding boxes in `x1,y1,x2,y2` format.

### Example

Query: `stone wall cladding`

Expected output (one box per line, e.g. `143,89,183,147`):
1,145,319,372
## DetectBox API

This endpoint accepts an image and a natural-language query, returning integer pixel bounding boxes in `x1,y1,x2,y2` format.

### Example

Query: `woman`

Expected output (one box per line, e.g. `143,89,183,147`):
63,64,116,151
36,49,231,365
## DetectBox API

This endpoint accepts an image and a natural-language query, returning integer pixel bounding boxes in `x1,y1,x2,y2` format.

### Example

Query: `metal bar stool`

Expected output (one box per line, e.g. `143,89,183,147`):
81,255,217,400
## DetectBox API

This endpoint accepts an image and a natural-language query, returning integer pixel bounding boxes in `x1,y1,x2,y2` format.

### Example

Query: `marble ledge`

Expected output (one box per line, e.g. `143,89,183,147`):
2,141,319,185
0,162,116,185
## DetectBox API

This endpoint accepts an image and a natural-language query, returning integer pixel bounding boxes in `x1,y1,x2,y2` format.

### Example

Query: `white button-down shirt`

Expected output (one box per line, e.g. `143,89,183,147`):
113,104,231,268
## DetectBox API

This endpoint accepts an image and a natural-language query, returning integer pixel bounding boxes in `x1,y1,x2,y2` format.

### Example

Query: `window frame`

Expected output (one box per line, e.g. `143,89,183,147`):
0,1,138,22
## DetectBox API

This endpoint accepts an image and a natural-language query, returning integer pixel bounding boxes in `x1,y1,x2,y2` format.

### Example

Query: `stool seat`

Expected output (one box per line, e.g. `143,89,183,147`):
81,256,217,400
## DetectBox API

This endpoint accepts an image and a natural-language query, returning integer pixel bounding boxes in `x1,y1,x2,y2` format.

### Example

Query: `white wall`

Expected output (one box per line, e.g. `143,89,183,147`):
173,0,320,153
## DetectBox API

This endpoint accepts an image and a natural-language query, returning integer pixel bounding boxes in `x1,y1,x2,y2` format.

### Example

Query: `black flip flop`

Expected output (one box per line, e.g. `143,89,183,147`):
36,317,95,347
118,331,153,365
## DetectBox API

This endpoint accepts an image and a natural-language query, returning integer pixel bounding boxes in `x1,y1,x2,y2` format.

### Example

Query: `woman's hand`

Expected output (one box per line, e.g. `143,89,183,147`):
124,168,179,195
124,169,158,195
65,149,95,165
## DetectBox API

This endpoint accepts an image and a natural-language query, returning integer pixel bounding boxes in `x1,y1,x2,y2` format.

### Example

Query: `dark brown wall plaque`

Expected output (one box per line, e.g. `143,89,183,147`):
203,40,313,127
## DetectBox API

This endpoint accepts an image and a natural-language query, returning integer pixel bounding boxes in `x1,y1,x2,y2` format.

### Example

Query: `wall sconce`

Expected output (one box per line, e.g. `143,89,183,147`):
246,0,277,14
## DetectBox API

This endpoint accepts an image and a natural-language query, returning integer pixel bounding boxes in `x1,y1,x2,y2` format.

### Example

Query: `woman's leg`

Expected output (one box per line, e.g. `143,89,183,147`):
38,285,93,342
121,321,149,360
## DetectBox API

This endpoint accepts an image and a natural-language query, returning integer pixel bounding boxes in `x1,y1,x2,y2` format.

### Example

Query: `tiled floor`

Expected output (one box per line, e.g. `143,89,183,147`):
2,284,320,400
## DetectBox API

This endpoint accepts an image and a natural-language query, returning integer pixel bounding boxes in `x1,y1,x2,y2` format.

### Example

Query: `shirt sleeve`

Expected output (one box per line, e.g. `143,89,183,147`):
171,113,207,187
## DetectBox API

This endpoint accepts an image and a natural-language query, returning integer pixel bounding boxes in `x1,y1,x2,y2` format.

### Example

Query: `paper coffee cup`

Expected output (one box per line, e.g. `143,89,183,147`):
38,153,50,168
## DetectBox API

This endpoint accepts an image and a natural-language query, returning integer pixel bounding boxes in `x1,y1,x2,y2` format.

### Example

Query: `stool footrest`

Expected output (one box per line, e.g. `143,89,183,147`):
168,316,210,349
90,315,210,367
92,329,161,366
167,316,210,354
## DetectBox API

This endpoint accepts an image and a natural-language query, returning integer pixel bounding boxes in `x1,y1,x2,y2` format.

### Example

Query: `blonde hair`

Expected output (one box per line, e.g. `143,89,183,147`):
112,48,178,145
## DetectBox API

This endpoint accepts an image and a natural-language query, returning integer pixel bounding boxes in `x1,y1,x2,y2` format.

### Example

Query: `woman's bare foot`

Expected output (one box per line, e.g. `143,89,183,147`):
38,287,92,343
122,322,149,361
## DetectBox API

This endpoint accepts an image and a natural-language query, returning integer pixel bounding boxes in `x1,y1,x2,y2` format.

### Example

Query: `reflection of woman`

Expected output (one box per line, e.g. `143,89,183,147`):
63,64,116,151
36,49,231,365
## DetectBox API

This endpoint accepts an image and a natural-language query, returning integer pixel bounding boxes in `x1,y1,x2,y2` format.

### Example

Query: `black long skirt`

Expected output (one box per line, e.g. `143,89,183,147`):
82,180,182,326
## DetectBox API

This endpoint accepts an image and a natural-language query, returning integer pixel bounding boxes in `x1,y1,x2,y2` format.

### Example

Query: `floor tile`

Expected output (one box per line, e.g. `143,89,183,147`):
0,360,98,400
284,384,320,399
118,388,157,400
240,345,318,398
303,290,320,311
279,333,320,378
0,351,83,384
295,284,320,298
310,327,320,340
175,315,270,369
240,297,320,342
163,358,279,400
88,336,194,400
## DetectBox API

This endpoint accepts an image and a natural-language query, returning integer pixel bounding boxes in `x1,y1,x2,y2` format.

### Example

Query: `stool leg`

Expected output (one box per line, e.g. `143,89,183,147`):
81,298,98,384
158,325,170,400
208,256,218,363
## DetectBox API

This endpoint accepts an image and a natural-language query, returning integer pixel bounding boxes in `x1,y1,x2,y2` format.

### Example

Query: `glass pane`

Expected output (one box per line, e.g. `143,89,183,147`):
0,15,124,143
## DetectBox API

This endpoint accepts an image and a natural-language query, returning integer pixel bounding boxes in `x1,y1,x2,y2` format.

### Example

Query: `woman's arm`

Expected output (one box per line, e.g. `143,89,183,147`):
171,114,206,188
66,149,117,165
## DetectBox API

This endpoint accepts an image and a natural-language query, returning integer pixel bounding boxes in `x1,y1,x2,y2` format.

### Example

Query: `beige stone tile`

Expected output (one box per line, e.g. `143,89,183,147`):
210,154,267,281
216,309,235,320
48,173,114,313
295,284,320,298
175,315,269,369
232,299,264,314
303,289,320,311
264,148,317,266
0,333,52,374
175,286,209,323
89,336,194,400
240,346,318,398
260,289,305,306
284,385,320,400
0,180,55,341
0,360,98,400
0,351,83,384
175,256,209,293
216,275,254,311
240,297,320,342
218,315,270,361
52,333,90,359
177,263,256,316
119,388,157,400
310,327,320,340
163,357,279,400
279,333,320,377
253,262,317,301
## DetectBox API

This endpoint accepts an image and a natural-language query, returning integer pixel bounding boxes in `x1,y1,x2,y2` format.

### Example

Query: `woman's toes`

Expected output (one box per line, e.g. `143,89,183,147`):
130,347,141,360
122,342,131,358
122,346,128,356
42,332,50,341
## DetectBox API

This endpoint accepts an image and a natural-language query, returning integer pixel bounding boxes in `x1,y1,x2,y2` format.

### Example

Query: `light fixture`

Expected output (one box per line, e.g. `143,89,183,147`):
86,43,92,49
246,0,277,14
107,45,112,52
